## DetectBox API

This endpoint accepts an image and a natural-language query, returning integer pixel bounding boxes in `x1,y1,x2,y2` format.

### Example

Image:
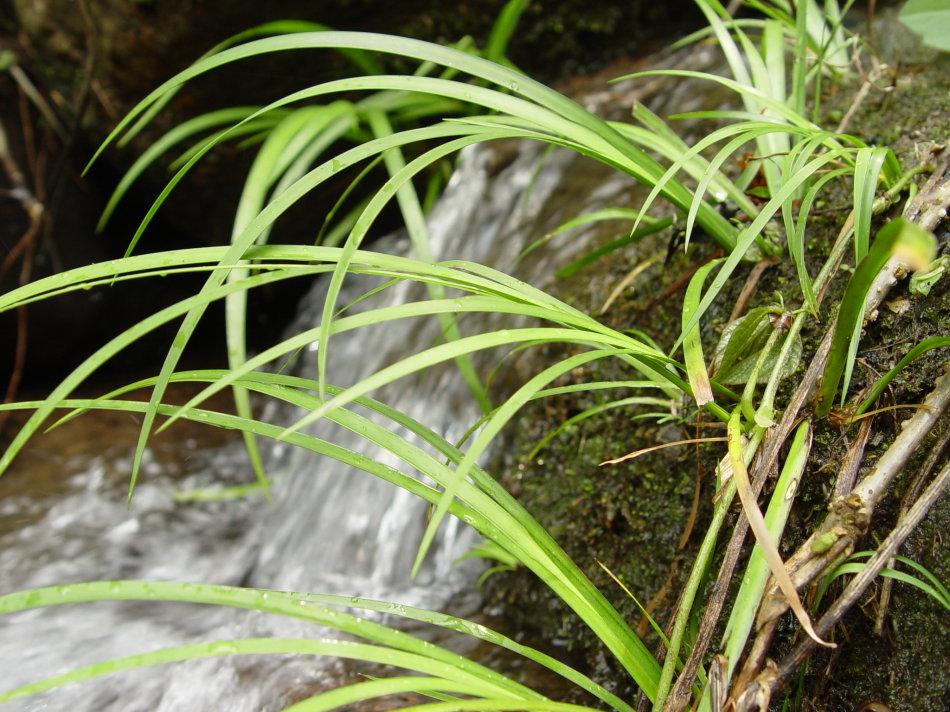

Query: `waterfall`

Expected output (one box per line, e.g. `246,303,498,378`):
0,135,635,710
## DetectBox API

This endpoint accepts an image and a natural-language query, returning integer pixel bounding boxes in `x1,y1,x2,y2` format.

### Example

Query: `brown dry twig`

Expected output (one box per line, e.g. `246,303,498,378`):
761,455,950,704
600,437,727,466
0,116,44,435
732,367,950,709
729,257,780,322
875,425,950,633
832,415,874,498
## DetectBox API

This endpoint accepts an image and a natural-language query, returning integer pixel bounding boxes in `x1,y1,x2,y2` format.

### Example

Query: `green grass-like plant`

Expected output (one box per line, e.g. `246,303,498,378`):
1,1,942,709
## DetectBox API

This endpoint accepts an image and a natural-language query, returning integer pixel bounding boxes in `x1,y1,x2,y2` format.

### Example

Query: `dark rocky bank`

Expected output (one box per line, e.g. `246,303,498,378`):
487,11,948,712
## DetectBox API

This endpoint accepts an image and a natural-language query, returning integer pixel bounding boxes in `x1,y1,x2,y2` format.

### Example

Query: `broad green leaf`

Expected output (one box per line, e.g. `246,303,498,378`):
714,308,773,382
712,309,802,387
899,0,950,52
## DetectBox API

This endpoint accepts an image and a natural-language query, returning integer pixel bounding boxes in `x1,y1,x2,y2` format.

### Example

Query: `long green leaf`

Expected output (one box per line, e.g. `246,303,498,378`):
678,148,849,349
120,122,510,500
414,348,628,577
119,20,381,146
96,106,272,231
854,336,950,416
226,106,339,495
852,147,890,261
366,109,490,412
3,392,664,699
0,639,509,704
282,677,477,712
682,258,723,407
790,166,851,316
727,408,830,647
88,31,739,249
817,218,937,415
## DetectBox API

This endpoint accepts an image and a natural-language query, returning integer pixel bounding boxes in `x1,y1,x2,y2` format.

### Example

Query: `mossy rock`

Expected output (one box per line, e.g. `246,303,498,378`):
488,11,949,711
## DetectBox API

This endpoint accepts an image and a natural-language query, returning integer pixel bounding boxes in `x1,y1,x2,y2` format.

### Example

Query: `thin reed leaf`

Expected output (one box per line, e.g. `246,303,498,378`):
817,557,950,613
416,348,637,577
484,0,529,63
526,396,672,461
555,217,673,279
791,166,851,315
727,408,832,647
518,208,650,263
682,258,723,406
817,218,937,415
366,109,490,412
678,148,850,349
281,677,475,712
852,147,891,261
96,107,272,232
855,336,950,416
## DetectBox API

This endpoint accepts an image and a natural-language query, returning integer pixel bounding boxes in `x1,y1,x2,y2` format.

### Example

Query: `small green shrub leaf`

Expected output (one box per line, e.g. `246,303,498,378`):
909,254,949,296
898,0,950,52
713,308,800,386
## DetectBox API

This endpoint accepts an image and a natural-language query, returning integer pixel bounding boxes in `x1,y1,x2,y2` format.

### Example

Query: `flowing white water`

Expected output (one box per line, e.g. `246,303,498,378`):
0,42,732,706
0,137,636,711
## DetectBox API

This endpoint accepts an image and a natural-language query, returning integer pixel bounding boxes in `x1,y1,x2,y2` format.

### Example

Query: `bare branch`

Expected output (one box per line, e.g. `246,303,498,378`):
733,367,950,707
775,455,950,684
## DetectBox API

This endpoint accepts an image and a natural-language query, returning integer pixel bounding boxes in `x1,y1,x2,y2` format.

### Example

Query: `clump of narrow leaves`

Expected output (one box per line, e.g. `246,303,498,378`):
1,1,945,710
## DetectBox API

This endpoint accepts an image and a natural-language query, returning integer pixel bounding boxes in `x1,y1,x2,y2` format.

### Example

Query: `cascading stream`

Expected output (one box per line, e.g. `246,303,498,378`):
0,136,637,711
0,43,731,706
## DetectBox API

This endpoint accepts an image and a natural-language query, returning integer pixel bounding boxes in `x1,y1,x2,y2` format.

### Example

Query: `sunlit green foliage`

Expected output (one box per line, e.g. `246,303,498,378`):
0,1,942,709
